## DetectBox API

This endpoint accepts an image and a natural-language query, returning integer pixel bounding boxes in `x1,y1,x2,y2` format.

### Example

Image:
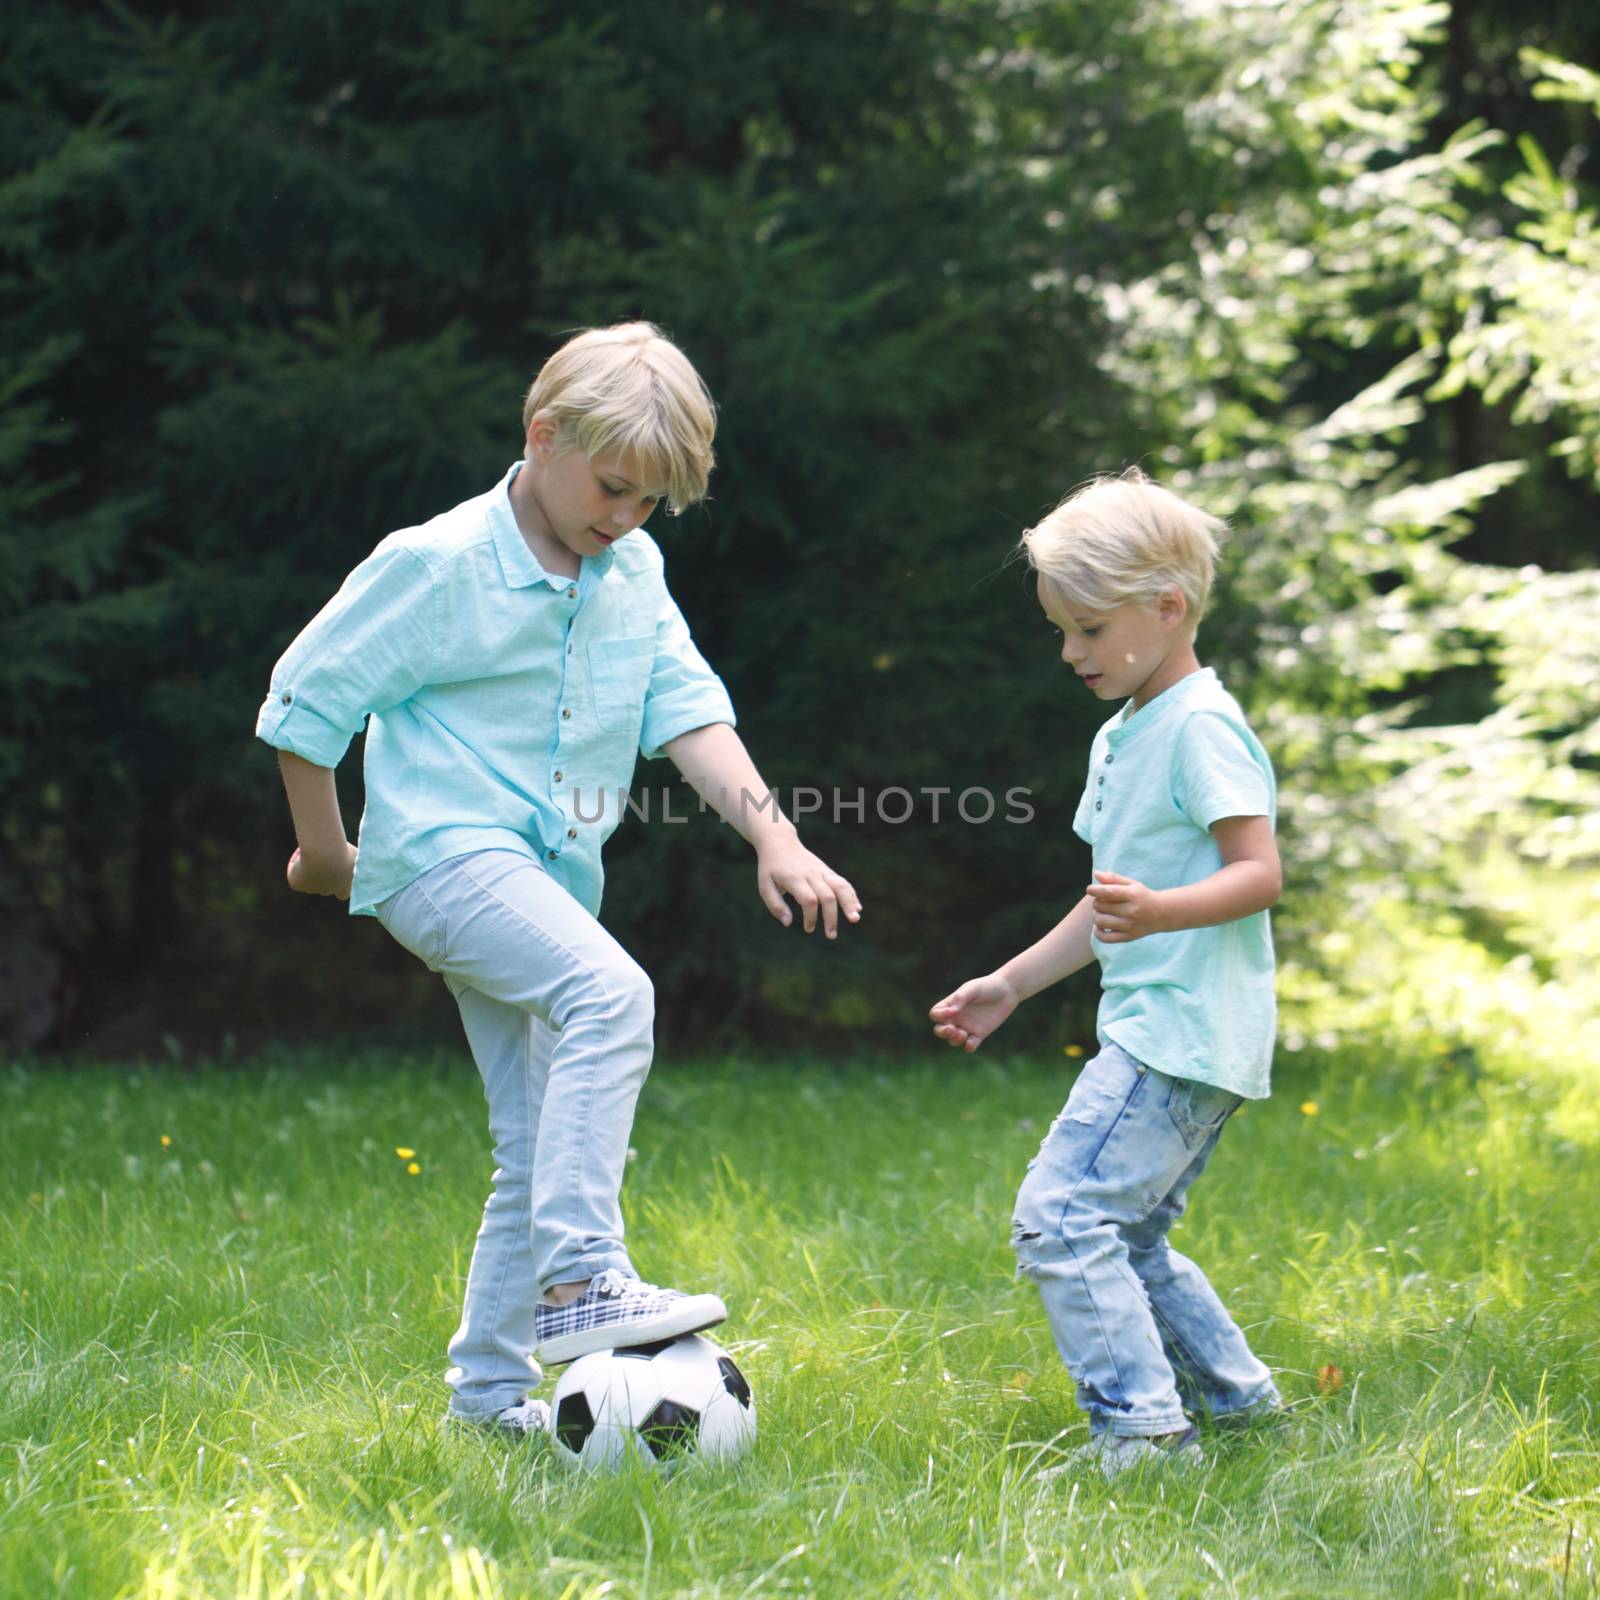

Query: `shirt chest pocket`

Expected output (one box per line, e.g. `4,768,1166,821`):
587,635,654,732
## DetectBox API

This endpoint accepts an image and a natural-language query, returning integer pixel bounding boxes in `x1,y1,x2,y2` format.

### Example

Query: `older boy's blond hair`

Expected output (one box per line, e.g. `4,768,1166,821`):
522,322,716,513
1021,467,1225,632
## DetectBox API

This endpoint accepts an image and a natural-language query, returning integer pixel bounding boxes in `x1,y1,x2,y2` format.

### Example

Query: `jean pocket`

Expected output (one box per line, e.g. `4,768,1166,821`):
588,636,654,732
375,880,447,971
1164,1077,1241,1150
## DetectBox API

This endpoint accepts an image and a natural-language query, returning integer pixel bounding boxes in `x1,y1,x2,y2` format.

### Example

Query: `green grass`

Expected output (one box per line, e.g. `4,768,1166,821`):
3,1043,1598,1598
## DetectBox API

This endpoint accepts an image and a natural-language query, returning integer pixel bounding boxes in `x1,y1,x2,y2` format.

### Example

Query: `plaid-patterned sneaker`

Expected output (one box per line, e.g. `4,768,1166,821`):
533,1269,726,1364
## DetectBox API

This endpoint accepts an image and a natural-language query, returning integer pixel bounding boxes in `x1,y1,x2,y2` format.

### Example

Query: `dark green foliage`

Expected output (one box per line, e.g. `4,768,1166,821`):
1,1,1595,1054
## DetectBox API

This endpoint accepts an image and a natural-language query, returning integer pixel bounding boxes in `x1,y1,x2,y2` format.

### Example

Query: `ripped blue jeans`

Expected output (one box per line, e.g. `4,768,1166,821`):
1012,1041,1280,1438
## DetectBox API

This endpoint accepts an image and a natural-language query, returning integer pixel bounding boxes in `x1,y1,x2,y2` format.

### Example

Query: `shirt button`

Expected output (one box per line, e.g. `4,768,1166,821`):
1097,775,1105,786
547,849,558,860
561,708,571,720
566,827,577,840
1105,753,1114,764
553,770,563,782
567,585,578,599
1095,800,1103,811
281,692,292,705
568,644,573,655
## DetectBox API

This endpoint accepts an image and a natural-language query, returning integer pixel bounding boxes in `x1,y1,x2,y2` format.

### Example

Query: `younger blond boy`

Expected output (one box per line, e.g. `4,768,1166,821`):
931,469,1283,1476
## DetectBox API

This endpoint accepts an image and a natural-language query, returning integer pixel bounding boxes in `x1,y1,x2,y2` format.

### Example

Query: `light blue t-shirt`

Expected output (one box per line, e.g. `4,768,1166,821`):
255,462,736,918
1072,667,1277,1098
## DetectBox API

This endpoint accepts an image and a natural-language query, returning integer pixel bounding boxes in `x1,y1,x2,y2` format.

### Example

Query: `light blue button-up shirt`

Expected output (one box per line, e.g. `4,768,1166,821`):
255,462,736,917
1073,668,1277,1098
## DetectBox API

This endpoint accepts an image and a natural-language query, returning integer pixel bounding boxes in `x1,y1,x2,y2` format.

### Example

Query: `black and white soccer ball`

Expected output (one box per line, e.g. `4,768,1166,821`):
549,1334,756,1471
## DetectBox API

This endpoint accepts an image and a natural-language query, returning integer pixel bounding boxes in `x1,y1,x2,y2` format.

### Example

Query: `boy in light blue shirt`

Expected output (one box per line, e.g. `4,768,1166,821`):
931,468,1284,1476
258,323,860,1437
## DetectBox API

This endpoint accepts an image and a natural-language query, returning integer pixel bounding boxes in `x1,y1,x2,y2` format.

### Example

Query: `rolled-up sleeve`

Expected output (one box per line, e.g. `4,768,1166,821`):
638,588,736,760
255,542,436,768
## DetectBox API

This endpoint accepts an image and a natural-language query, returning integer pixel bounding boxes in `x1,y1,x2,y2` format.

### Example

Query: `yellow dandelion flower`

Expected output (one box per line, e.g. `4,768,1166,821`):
1300,1101,1319,1117
1064,1044,1085,1058
407,1162,422,1176
160,1134,172,1148
395,1147,416,1160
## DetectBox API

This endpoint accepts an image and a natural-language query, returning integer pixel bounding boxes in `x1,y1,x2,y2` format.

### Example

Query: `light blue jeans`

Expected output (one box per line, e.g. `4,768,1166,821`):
1012,1041,1280,1438
376,849,651,1418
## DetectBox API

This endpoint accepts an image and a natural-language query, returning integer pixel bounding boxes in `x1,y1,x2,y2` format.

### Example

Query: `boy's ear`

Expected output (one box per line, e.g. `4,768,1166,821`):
1159,587,1189,630
526,412,558,462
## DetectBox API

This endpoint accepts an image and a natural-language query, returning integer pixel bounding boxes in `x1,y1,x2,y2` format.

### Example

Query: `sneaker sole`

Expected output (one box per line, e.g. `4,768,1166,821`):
536,1294,727,1365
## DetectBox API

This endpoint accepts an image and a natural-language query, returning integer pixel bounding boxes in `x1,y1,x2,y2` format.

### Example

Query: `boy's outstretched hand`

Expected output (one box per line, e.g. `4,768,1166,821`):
756,836,861,938
929,974,1020,1052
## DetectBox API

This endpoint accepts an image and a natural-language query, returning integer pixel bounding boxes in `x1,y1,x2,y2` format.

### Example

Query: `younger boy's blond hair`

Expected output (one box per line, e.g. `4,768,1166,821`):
1021,467,1226,632
523,322,717,514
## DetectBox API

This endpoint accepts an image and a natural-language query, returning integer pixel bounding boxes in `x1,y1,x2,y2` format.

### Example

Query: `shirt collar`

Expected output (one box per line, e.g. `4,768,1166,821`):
1106,666,1216,746
488,461,616,590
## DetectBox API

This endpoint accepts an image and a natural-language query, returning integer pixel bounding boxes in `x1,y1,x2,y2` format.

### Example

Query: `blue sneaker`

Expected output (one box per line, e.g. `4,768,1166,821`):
533,1269,726,1364
1039,1425,1205,1483
1085,1425,1204,1479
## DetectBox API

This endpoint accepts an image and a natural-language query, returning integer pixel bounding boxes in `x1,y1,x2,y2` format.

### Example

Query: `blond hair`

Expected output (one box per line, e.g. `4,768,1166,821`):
1021,467,1225,630
522,322,716,513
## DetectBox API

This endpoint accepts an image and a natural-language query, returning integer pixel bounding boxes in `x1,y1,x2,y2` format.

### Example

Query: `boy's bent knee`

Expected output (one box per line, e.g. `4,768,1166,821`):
1010,1183,1058,1271
1012,1165,1063,1248
563,955,653,1040
610,960,654,1028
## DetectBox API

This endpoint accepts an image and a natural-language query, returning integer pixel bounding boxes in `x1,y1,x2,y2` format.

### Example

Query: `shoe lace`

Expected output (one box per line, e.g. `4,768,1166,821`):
591,1268,634,1298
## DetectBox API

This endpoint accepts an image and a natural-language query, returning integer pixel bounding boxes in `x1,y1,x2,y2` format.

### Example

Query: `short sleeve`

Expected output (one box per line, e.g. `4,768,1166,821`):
255,542,436,768
638,586,736,760
1172,711,1273,831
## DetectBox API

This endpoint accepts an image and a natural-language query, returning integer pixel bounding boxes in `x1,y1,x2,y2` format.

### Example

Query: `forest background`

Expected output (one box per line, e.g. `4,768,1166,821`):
4,0,1598,1064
